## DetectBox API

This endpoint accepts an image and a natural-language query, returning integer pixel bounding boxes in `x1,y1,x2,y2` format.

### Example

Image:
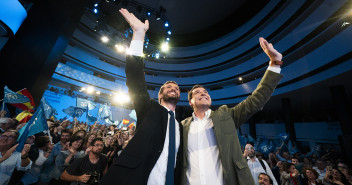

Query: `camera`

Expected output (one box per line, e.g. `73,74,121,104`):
86,171,100,185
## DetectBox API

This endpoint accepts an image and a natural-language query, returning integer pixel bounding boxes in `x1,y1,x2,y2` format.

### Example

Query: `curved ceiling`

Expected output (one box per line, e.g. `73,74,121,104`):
97,0,269,46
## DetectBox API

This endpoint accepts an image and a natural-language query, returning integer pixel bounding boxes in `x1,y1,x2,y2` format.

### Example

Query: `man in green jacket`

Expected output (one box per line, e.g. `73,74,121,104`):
181,38,284,185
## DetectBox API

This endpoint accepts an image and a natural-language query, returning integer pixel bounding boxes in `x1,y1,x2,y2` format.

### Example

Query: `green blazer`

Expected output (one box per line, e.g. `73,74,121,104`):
181,70,283,185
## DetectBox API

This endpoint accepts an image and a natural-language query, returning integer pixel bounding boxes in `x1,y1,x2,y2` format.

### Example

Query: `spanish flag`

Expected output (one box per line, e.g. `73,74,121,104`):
10,88,35,113
128,122,135,129
15,110,33,123
122,119,130,125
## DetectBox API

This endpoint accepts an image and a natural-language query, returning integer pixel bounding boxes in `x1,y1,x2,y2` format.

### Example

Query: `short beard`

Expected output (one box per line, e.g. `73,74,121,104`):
162,96,180,105
91,150,101,155
248,152,255,158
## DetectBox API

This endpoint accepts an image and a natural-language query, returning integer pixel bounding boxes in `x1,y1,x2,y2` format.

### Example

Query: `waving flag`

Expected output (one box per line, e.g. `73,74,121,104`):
87,112,97,123
77,98,97,110
15,110,33,123
10,88,35,112
288,139,298,155
122,119,130,125
62,106,87,118
41,97,57,119
98,104,112,120
17,103,48,152
3,86,30,104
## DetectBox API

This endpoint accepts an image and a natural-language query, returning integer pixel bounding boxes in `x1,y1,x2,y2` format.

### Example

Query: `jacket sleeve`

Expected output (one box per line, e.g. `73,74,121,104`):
125,55,151,125
227,70,283,128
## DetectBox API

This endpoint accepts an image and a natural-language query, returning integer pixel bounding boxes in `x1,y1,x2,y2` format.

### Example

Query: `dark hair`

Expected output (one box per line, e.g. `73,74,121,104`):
36,136,50,148
69,136,84,150
259,173,273,185
188,84,205,101
91,137,104,146
158,81,178,103
303,168,319,179
72,129,87,138
332,168,350,185
291,157,299,161
61,129,72,135
283,162,295,173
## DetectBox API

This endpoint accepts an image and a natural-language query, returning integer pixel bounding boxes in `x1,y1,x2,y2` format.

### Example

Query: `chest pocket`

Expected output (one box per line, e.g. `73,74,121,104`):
219,115,235,134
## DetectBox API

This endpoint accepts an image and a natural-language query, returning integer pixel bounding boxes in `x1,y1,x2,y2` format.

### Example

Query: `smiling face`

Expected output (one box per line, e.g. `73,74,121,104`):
189,87,212,110
158,82,180,105
72,139,83,149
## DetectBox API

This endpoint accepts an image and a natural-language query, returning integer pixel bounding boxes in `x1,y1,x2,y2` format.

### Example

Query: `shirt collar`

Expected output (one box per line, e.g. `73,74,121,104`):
192,109,211,120
162,105,176,115
247,156,259,162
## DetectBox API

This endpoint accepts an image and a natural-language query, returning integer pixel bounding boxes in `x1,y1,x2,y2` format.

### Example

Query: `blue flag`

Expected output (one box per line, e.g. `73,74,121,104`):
17,103,48,152
87,112,97,123
41,97,57,119
3,86,30,104
62,106,87,118
98,104,112,120
77,98,97,110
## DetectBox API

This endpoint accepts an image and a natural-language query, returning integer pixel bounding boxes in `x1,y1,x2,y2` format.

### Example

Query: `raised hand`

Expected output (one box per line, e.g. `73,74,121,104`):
259,37,283,66
119,8,149,41
1,144,18,161
21,144,31,158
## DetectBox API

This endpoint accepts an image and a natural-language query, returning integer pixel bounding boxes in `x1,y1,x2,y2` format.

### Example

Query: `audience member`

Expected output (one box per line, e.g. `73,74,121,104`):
244,144,278,185
280,162,300,185
259,173,274,185
0,130,32,185
60,138,108,185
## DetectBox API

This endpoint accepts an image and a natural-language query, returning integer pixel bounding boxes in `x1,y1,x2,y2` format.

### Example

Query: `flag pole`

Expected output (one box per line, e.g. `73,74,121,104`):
1,100,4,111
47,129,53,144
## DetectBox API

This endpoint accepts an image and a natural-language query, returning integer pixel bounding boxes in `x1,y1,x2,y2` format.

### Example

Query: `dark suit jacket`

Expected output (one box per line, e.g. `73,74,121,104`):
101,55,183,185
181,70,283,185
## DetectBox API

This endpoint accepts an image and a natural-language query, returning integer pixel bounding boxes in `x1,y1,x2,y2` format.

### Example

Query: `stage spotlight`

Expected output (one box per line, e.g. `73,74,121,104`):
166,37,170,41
96,91,101,95
156,13,161,21
239,77,243,81
93,8,98,14
164,22,169,27
113,93,130,103
155,52,160,59
146,11,151,17
87,87,94,94
94,3,98,7
101,36,109,43
161,42,169,52
167,30,171,35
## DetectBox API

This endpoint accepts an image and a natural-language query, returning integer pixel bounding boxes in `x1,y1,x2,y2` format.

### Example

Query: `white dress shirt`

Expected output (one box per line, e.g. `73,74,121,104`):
129,41,180,185
187,109,224,185
0,151,32,185
247,157,278,185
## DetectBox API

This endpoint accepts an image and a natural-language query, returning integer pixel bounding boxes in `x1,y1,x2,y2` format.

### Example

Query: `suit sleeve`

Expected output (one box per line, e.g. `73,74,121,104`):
228,70,283,128
125,55,150,124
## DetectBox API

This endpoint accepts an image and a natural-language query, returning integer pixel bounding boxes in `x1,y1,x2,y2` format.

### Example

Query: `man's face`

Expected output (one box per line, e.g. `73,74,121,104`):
0,132,17,148
291,158,299,164
189,87,211,109
245,144,255,158
259,174,272,185
91,141,104,155
283,152,290,160
159,83,180,104
61,132,71,143
316,160,326,170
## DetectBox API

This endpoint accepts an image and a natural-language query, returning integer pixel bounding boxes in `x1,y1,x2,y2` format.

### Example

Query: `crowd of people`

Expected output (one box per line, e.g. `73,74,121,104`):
0,114,135,185
1,112,351,185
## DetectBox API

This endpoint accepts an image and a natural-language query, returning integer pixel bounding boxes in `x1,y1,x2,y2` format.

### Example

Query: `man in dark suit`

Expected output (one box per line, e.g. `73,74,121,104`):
101,8,182,185
181,38,284,185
